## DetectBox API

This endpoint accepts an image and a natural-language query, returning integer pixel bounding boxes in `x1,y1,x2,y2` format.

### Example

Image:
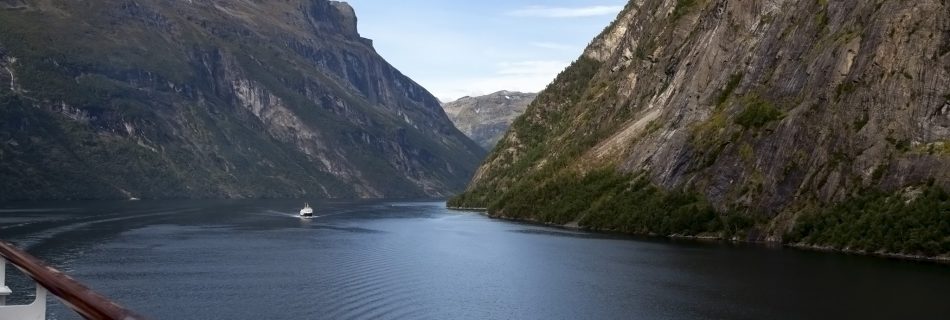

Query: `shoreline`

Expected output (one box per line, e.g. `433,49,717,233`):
446,206,950,265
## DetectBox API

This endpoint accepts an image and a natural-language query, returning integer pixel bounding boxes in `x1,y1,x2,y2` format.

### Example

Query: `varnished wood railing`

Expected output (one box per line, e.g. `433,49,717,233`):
0,241,146,320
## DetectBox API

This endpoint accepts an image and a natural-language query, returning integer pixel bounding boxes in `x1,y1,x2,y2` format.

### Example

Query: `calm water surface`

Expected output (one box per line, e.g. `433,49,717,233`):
0,200,948,319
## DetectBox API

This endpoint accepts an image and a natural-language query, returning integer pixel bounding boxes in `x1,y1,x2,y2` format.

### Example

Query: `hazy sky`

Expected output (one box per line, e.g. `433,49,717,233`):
346,0,625,102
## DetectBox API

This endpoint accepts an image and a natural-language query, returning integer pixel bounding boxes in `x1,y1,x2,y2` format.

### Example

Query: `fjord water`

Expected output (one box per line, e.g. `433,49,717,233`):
1,201,948,319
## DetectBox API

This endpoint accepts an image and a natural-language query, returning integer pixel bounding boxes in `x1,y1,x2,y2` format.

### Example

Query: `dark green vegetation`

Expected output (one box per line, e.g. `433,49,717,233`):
788,184,950,256
734,96,783,129
452,168,757,238
671,0,699,21
0,1,484,200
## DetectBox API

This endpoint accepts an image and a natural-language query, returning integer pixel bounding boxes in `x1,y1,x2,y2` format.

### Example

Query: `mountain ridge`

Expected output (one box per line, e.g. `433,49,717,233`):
442,90,536,150
452,0,950,257
0,0,485,200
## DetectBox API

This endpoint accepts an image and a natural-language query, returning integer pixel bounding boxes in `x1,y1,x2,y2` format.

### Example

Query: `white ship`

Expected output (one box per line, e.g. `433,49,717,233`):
299,203,314,217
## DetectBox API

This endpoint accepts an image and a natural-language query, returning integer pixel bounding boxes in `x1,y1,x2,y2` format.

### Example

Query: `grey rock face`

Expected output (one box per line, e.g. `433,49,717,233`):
443,91,536,150
462,0,950,235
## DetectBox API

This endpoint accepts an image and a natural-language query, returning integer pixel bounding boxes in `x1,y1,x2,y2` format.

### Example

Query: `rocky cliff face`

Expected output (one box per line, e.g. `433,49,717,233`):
0,0,484,200
442,91,536,150
453,0,950,256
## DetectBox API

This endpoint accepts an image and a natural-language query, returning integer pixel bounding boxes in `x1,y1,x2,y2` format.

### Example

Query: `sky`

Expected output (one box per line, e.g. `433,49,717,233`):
345,0,626,102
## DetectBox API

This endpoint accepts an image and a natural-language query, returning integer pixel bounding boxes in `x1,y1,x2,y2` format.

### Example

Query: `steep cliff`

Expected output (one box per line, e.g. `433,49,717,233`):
442,91,536,150
0,0,484,200
452,0,950,257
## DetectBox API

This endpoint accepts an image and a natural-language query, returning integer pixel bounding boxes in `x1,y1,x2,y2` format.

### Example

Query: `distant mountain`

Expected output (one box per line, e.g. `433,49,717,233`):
452,0,950,257
0,0,485,200
443,91,536,150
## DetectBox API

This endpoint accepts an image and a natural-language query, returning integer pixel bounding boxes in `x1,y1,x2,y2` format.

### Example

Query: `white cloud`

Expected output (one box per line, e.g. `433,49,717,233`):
507,5,623,18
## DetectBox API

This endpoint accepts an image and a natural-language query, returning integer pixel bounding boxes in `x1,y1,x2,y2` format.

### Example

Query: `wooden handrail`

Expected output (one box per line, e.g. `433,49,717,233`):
0,241,146,320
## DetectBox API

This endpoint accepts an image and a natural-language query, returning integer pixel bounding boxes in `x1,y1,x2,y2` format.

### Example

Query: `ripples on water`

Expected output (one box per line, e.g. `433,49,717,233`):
0,200,949,319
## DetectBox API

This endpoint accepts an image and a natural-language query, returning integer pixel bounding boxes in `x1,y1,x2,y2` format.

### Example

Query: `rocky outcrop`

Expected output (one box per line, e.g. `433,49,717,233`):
0,0,484,200
453,0,950,256
442,91,536,150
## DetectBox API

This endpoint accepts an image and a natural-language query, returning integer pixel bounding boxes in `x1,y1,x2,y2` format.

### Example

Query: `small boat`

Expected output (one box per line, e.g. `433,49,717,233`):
299,203,314,217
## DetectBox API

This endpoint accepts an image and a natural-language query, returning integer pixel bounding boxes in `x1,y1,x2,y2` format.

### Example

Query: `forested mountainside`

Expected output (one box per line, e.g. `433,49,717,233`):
443,91,536,150
452,0,950,257
0,0,484,200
